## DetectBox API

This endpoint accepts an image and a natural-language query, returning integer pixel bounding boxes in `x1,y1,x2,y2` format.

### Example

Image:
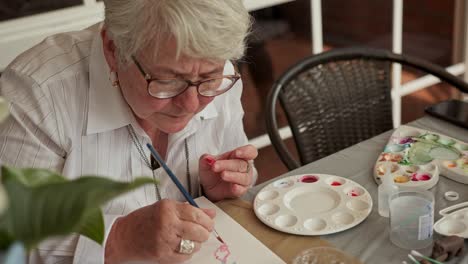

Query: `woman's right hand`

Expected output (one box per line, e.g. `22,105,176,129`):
104,199,216,264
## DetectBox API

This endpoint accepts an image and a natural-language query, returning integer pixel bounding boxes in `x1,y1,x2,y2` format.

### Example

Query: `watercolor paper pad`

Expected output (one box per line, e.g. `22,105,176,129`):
187,196,285,264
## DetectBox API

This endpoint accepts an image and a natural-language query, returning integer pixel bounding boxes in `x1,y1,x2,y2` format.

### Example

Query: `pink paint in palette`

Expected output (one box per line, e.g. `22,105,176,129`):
411,173,431,182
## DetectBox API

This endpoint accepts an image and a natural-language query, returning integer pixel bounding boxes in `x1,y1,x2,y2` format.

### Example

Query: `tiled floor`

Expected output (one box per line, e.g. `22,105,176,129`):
241,33,455,185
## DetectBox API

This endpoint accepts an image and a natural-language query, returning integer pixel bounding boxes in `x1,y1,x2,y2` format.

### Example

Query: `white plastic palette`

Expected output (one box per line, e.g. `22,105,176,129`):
374,125,468,189
434,201,468,238
254,174,373,236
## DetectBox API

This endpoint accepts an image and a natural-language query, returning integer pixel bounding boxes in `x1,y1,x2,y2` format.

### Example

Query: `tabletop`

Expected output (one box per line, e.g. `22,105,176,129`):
244,115,468,264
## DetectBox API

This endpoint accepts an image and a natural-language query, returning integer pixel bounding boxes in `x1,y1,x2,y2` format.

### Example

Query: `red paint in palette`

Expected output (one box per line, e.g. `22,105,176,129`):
300,175,319,183
331,181,342,186
411,173,431,181
348,190,359,197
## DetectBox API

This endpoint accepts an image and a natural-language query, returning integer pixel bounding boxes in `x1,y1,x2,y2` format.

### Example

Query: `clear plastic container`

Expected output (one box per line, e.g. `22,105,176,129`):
389,190,434,249
378,162,399,217
292,247,361,264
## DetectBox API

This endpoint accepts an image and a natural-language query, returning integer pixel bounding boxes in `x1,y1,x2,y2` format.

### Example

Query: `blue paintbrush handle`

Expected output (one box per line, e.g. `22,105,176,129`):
146,143,199,208
147,143,226,243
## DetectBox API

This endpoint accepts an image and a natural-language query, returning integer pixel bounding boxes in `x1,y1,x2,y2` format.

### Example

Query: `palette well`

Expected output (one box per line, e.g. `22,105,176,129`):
434,201,468,238
374,125,468,189
254,174,372,236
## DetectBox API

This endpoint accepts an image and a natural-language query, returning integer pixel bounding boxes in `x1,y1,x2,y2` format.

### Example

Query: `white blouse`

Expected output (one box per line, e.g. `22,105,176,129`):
0,23,254,263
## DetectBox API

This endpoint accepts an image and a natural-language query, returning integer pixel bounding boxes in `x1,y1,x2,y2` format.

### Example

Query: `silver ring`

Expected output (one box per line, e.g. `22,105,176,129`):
178,238,195,254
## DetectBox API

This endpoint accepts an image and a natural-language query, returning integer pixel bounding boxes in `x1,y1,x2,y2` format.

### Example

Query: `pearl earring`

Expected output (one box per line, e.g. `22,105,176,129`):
109,71,119,87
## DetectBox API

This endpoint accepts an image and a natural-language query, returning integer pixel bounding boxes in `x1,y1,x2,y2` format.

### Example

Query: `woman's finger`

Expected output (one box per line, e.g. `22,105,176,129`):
230,183,248,197
212,159,250,173
177,221,211,243
176,203,215,231
217,144,258,160
220,170,252,186
231,144,258,160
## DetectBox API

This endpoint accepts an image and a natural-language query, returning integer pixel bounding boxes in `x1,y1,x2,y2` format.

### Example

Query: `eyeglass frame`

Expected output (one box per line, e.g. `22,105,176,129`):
131,56,241,99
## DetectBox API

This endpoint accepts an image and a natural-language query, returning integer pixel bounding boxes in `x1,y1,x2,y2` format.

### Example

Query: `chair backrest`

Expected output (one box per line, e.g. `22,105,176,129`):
266,47,468,170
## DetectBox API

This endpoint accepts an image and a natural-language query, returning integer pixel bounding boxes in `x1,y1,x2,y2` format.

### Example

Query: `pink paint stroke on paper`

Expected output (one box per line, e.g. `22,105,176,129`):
214,243,236,264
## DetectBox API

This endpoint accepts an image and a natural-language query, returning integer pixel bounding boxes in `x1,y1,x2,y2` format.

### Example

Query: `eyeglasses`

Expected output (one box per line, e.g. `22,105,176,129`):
132,56,241,99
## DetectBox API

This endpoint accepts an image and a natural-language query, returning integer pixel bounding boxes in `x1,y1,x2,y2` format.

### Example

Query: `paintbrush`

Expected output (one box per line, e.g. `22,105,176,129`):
408,254,421,264
411,250,444,264
146,143,225,244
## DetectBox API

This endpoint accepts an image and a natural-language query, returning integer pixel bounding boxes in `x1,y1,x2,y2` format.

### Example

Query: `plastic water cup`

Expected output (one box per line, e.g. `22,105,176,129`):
389,190,434,249
292,247,361,264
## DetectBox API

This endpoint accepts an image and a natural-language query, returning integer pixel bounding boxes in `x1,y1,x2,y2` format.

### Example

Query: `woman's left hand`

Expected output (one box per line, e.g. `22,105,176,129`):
199,144,258,202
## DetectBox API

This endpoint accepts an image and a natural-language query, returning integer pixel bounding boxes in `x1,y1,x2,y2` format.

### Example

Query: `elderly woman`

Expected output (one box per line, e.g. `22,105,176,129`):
0,0,256,263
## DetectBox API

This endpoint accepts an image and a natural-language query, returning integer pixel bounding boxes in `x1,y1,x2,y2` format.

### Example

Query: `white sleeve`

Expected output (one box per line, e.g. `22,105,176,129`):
0,68,66,171
73,214,121,264
1,69,121,264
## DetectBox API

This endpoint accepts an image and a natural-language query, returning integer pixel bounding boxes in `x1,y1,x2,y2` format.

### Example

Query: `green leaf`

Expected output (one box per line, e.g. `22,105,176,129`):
0,166,155,250
78,208,105,245
1,166,66,187
0,227,15,250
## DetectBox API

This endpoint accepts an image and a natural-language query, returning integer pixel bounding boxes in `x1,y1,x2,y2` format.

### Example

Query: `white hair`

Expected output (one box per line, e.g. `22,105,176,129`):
103,0,252,64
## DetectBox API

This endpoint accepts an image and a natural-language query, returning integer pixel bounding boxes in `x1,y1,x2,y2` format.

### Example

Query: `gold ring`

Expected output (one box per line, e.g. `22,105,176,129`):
178,238,195,254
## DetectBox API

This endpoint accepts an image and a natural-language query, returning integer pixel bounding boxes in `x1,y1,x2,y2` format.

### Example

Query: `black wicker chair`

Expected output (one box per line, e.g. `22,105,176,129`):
266,47,468,170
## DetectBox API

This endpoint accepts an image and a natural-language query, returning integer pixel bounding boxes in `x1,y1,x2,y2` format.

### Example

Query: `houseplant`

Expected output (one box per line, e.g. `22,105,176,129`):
0,97,154,263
